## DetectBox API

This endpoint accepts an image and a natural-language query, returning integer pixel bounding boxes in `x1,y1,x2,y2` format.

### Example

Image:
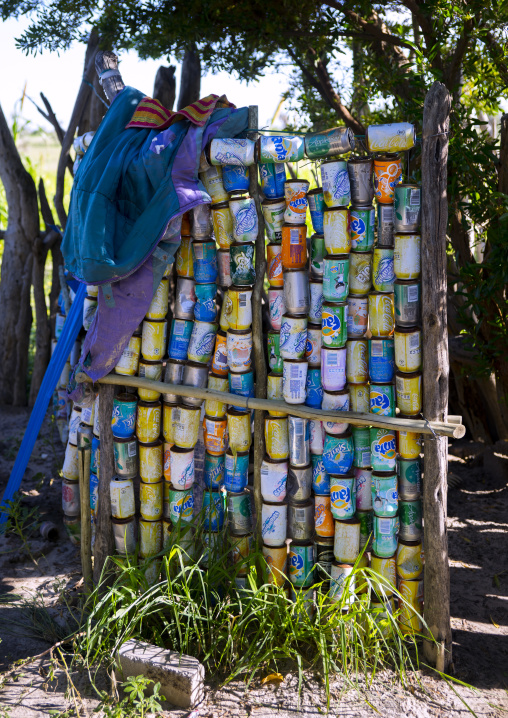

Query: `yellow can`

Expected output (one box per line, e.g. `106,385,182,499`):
227,409,252,453
211,202,234,248
398,577,423,634
146,277,170,320
262,543,287,586
267,373,287,416
264,416,289,460
223,287,253,331
140,480,163,521
349,382,370,413
346,339,369,384
394,326,422,373
138,359,163,401
162,402,176,444
370,551,396,597
397,415,422,460
139,439,163,483
368,291,394,337
115,335,141,376
136,400,161,443
110,477,136,519
163,442,172,481
141,319,167,361
230,533,253,576
393,232,421,280
176,237,194,278
333,517,360,563
219,293,230,331
349,251,372,296
205,373,229,418
395,371,422,416
139,518,163,557
172,404,201,449
396,539,423,580
323,207,351,255
201,166,229,205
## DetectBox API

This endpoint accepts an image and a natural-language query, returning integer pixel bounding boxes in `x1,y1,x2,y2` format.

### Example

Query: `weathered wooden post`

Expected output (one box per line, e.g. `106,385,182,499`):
421,81,453,671
78,444,93,588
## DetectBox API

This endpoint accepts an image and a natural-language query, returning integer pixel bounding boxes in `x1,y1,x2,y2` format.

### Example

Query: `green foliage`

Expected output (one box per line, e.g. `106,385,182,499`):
100,676,165,718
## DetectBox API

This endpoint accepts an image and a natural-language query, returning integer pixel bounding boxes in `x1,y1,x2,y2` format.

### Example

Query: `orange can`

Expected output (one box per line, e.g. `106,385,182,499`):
373,154,402,204
211,331,228,376
314,495,335,537
262,543,288,586
266,243,283,287
181,212,191,236
203,415,228,455
281,224,307,269
163,442,172,481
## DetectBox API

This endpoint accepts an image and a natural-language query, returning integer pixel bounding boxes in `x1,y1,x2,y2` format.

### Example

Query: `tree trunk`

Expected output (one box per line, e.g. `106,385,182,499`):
78,70,107,135
153,66,176,111
0,102,38,406
29,234,51,406
177,46,201,110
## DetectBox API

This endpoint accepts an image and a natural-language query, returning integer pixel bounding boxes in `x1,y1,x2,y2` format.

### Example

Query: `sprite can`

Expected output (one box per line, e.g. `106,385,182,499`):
397,457,422,499
310,234,326,277
372,515,398,558
268,330,283,374
399,499,422,540
352,426,371,468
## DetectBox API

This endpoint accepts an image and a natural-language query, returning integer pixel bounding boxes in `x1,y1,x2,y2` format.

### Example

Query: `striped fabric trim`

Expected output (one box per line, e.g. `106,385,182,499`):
126,94,235,130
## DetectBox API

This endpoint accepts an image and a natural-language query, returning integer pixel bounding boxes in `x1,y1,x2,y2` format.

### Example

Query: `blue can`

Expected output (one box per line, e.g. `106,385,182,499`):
91,435,100,475
306,368,323,408
225,450,250,492
369,382,396,417
194,283,217,322
223,164,249,193
308,189,325,234
89,473,99,512
111,394,137,439
311,454,329,494
229,370,254,411
322,431,354,475
204,452,225,489
168,319,193,361
259,162,286,199
192,240,218,283
203,490,225,530
369,338,395,382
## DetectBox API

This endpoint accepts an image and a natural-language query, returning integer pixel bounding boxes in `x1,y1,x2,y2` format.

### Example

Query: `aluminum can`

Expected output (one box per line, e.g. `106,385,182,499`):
394,280,421,327
310,234,325,277
229,196,258,242
201,165,229,205
322,431,354,475
371,551,397,595
140,480,163,521
139,439,163,483
259,162,286,198
111,393,137,439
280,314,307,360
62,441,79,481
171,404,200,448
204,451,225,490
346,338,369,384
267,331,283,374
394,184,421,232
112,516,136,555
203,490,225,531
314,495,334,537
369,382,396,417
348,156,374,206
398,578,424,635
307,189,325,235
227,490,252,533
282,359,308,404
267,372,286,415
230,532,254,574
321,347,346,392
217,249,232,288
146,277,169,320
168,319,193,360
115,335,141,376
322,388,349,435
399,499,422,540
187,320,218,363
223,286,253,330
373,154,402,203
349,383,370,415
320,159,350,208
309,420,325,455
139,518,163,557
203,415,228,455
163,444,171,483
227,328,252,372
355,467,372,510
181,361,209,407
225,449,250,492
289,542,314,587
311,453,329,494
266,243,283,287
367,123,415,153
368,292,395,337
372,515,398,558
80,402,94,428
62,478,80,516
136,400,161,444
349,251,372,296
192,240,218,283
141,319,167,361
230,242,255,285
281,224,307,268
284,179,309,224
321,301,347,348
261,456,288,502
265,416,289,460
314,537,334,587
396,539,423,580
398,414,422,460
352,425,371,467
205,372,229,418
263,543,288,586
372,472,398,517
347,296,368,338
288,500,314,541
323,208,350,255
167,445,194,489
288,416,310,467
394,326,421,374
394,232,421,281
369,337,395,383
194,283,217,322
350,206,375,251
398,457,422,499
305,324,321,366
210,137,255,166
211,331,228,376
329,561,356,604
322,255,349,302
261,198,286,242
222,163,249,192
82,296,97,331
110,476,135,519
190,204,212,239
268,287,285,331
305,367,323,409
305,127,355,159
330,475,356,520
176,237,194,278
227,409,252,452
370,427,397,471
201,530,221,568
287,464,312,501
114,436,138,478
395,371,422,416
372,247,395,293
258,135,304,163
377,204,394,246
91,435,100,476
261,501,287,547
333,517,360,563
138,360,163,402
283,269,309,315
168,487,194,525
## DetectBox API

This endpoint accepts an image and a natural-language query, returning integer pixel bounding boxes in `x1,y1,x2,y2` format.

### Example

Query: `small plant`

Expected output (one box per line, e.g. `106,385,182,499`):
99,676,165,718
1,492,41,566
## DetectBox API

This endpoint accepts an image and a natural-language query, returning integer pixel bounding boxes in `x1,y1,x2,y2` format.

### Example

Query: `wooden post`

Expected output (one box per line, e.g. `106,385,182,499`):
421,81,452,671
93,384,116,585
248,106,267,542
78,445,93,588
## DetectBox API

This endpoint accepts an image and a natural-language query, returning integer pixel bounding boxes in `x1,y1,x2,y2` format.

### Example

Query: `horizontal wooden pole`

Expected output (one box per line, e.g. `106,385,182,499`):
76,371,465,439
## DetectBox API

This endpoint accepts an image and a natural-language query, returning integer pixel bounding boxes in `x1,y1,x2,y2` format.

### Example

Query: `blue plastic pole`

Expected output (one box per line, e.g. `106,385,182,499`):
0,283,87,523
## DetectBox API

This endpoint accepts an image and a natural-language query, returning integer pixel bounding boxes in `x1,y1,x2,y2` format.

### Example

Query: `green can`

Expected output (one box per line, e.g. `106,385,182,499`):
394,279,421,327
305,127,354,160
227,490,253,533
168,487,194,525
350,206,375,251
310,234,326,276
321,301,347,348
399,499,422,540
369,382,396,417
356,509,373,549
268,330,283,374
323,255,349,302
372,515,398,558
397,457,421,500
394,183,421,232
352,426,371,468
230,242,256,285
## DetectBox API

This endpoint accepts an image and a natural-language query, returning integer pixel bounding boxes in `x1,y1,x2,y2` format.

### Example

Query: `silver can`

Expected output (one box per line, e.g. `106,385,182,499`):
77,422,93,448
112,516,137,554
283,269,309,316
163,359,185,403
181,361,208,406
377,204,394,246
113,437,138,478
217,249,232,287
287,464,312,502
288,416,310,467
174,277,197,320
347,156,374,206
288,500,314,541
62,478,80,516
190,203,212,238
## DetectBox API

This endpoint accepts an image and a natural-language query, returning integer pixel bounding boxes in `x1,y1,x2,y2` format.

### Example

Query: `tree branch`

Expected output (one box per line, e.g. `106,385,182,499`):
27,94,74,176
399,0,444,71
484,31,508,87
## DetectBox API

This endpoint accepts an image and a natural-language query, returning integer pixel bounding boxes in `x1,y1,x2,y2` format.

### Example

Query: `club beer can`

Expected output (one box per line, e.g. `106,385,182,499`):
377,204,394,246
229,196,258,243
321,159,350,208
136,401,161,444
305,324,322,366
349,383,370,415
321,347,347,392
305,367,323,409
373,154,402,204
280,314,308,360
399,499,422,540
227,490,252,534
265,416,289,460
394,184,421,232
263,543,288,586
203,490,225,531
283,269,310,315
393,232,421,281
372,472,398,517
262,198,286,242
373,515,398,558
211,202,234,248
398,414,422,460
139,518,163,556
267,243,283,287
355,466,372,510
395,371,422,416
268,287,285,331
222,163,249,193
398,577,423,635
224,286,253,331
115,335,141,376
162,402,176,444
394,326,422,374
284,179,309,225
366,123,416,153
346,338,369,384
371,551,397,596
321,301,347,348
267,372,286,416
370,427,397,471
137,360,163,402
347,296,368,338
369,382,396,417
268,330,283,374
289,542,314,587
323,255,349,302
262,499,288,547
368,292,395,337
307,189,325,235
146,277,169,320
349,252,372,296
323,208,350,255
310,234,326,278
227,408,252,452
352,425,371,468
398,457,422,499
311,453,329,494
225,449,250,492
369,337,395,382
139,439,163,483
396,538,423,580
176,237,194,278
172,404,200,449
114,437,138,478
258,135,304,163
204,451,225,489
168,319,193,361
394,280,421,327
141,319,167,361
261,456,288,502
140,480,163,521
110,476,136,519
283,359,308,404
259,162,286,198
288,500,313,542
350,206,375,251
322,389,349,435
203,415,228,455
322,431,354,475
333,517,360,563
347,156,374,206
217,249,232,288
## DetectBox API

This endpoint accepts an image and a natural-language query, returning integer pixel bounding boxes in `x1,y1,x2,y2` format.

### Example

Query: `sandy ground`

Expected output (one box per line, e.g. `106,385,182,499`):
0,407,507,717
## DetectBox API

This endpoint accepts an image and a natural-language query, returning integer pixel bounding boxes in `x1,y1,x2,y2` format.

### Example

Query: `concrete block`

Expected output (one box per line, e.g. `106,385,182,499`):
116,639,205,708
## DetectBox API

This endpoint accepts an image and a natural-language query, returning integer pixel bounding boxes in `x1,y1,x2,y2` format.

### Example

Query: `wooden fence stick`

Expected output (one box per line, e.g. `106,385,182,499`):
93,384,116,585
78,445,92,588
